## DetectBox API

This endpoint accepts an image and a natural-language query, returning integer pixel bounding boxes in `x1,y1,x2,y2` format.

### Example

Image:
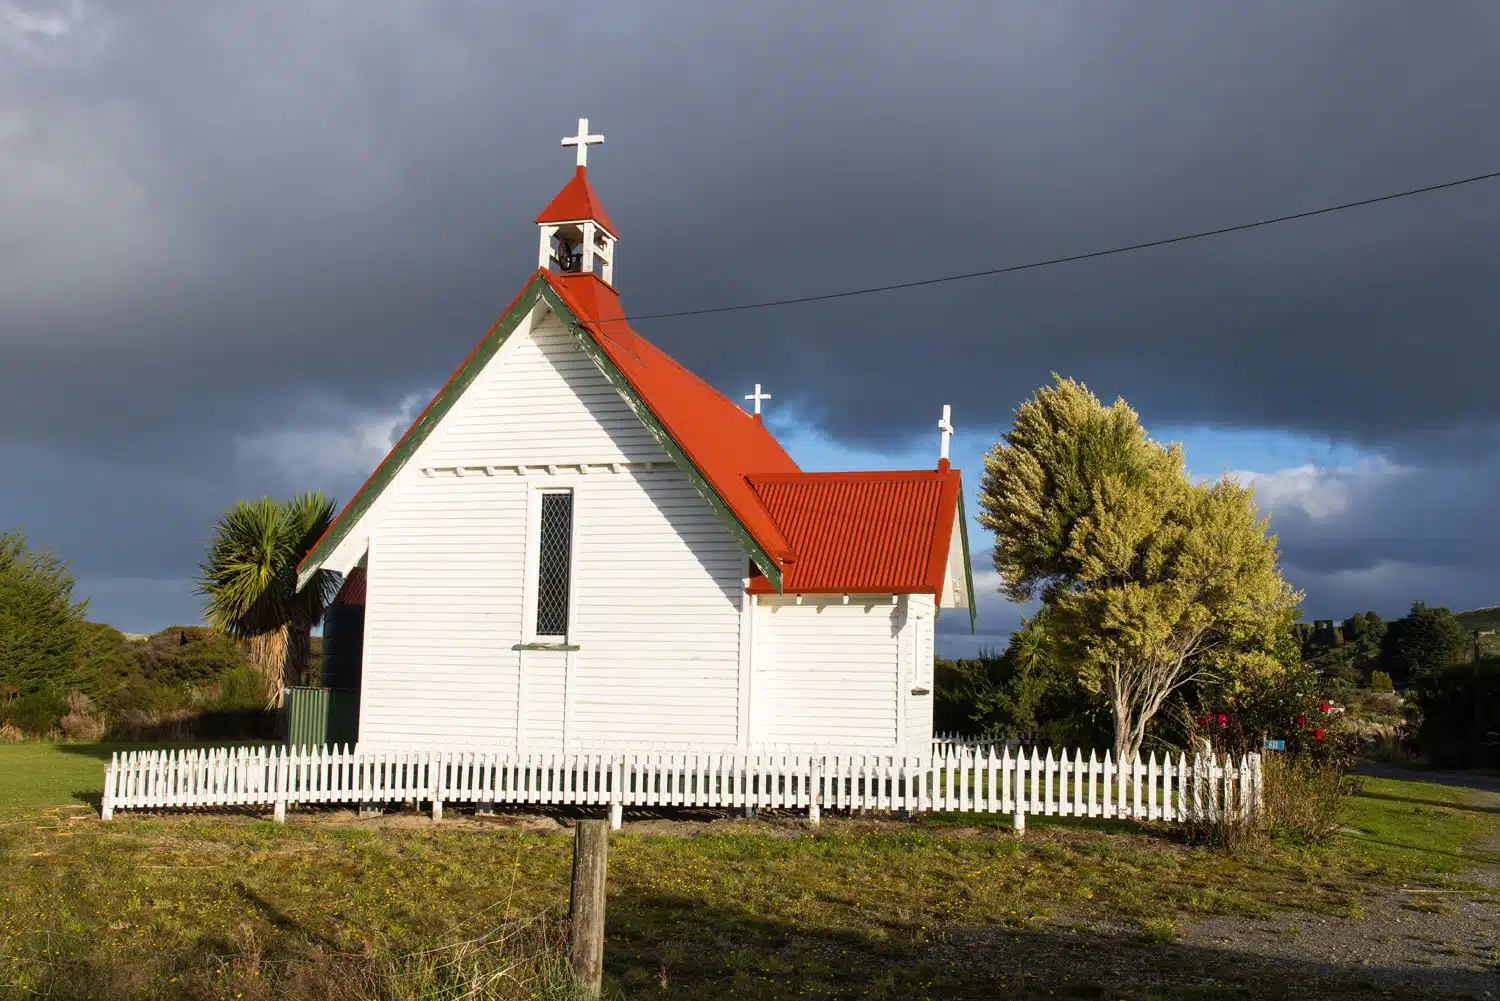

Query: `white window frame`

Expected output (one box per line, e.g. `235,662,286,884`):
523,485,578,642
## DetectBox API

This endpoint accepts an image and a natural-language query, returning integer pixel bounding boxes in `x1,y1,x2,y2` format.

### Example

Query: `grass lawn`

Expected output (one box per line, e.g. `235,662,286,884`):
1,743,1496,1000
0,741,267,811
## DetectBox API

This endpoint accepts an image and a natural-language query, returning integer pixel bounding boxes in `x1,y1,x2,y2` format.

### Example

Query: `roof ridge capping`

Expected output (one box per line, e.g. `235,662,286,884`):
748,468,956,483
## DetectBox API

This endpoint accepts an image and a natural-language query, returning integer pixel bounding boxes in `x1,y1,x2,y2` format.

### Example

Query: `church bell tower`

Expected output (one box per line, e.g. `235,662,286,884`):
536,118,619,285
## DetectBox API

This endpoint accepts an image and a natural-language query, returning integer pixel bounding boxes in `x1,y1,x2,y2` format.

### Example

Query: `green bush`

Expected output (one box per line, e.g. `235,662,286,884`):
1369,670,1394,693
1412,660,1500,769
206,663,271,711
3,684,68,736
140,626,251,686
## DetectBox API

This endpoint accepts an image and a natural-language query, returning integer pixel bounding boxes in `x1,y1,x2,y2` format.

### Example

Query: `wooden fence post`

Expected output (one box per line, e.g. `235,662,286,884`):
569,818,609,998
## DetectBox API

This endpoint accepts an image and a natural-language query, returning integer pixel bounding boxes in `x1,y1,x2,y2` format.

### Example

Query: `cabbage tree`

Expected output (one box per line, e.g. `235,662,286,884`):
196,493,341,707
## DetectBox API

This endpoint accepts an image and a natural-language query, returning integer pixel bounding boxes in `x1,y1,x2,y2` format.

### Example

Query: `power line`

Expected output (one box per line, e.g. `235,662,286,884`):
619,167,1500,322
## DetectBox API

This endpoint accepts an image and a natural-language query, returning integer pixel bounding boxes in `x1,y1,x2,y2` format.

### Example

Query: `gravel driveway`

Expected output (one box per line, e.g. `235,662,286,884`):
940,773,1500,1000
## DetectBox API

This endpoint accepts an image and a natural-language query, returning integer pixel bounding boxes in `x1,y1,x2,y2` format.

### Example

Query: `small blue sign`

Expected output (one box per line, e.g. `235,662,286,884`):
1264,739,1285,751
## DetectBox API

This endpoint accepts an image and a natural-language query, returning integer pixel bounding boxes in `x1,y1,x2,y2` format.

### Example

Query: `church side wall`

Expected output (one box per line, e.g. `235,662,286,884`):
751,596,905,750
357,309,746,751
902,593,936,758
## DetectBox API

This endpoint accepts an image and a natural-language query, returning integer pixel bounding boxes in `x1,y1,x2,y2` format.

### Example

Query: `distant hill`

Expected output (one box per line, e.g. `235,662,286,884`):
1455,606,1500,633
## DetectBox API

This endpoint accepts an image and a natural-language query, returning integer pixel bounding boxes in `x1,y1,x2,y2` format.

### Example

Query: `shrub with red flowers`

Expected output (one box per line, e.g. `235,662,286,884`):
1180,664,1355,768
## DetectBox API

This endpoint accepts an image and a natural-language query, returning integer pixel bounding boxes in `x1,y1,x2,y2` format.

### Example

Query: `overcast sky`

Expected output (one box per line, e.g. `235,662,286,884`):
3,1,1498,655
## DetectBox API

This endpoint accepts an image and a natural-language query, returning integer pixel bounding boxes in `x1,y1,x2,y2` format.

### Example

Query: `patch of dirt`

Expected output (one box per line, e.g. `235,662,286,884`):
309,806,568,832
1169,788,1500,999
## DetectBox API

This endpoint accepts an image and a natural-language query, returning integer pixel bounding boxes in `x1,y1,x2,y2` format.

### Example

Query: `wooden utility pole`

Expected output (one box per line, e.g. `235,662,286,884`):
569,818,609,998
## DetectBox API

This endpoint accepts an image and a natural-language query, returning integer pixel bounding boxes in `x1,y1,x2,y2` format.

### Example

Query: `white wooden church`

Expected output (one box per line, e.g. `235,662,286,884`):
297,119,974,759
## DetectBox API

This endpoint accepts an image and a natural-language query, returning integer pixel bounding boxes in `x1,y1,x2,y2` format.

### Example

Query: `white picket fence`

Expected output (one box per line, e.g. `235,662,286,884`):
101,744,1260,830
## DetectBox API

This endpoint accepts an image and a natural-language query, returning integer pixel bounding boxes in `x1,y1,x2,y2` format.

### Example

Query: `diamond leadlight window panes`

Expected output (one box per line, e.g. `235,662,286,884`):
535,491,574,637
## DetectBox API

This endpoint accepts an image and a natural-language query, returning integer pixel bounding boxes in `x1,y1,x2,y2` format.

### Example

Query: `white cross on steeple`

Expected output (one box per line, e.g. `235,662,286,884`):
744,383,772,416
938,404,954,462
561,118,605,168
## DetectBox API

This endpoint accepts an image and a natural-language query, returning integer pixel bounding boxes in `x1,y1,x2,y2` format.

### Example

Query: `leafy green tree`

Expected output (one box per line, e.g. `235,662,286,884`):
973,613,1110,747
933,617,1109,747
0,530,89,697
1369,670,1394,693
1381,601,1469,687
196,493,341,707
933,651,998,734
1412,661,1500,769
1341,611,1385,647
978,376,1302,762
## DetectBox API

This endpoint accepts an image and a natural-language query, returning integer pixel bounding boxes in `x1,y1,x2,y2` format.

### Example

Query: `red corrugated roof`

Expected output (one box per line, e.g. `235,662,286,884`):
331,566,366,605
744,470,962,594
544,271,800,563
535,166,619,236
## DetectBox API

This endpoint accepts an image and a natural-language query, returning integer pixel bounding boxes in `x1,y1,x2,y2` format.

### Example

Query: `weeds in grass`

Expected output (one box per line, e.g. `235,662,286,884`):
0,723,22,744
1,759,1494,1000
1139,917,1179,943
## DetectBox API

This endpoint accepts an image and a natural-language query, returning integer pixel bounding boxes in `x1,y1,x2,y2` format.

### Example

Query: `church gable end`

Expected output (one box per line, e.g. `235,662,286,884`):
297,277,773,589
420,308,665,469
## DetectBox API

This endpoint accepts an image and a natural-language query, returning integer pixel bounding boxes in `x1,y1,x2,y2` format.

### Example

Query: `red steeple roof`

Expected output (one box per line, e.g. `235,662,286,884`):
535,166,619,236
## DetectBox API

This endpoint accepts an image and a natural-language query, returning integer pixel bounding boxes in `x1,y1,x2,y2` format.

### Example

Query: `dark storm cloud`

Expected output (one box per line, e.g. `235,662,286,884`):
2,1,1499,627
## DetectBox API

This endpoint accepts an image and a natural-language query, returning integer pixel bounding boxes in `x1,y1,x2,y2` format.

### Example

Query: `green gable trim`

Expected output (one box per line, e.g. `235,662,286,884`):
296,278,550,590
957,486,977,633
932,479,976,633
539,284,785,592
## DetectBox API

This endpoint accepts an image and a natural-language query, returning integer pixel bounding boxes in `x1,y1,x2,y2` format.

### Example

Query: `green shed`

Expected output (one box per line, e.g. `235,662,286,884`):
286,567,365,749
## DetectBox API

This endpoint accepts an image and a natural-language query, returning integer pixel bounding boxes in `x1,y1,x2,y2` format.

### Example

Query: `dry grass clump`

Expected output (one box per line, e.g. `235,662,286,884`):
1185,752,1359,851
57,690,106,741
0,722,25,744
1259,752,1361,845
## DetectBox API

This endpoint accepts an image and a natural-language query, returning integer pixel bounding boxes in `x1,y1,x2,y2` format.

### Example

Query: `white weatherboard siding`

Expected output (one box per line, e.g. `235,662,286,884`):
423,310,662,468
903,594,936,758
357,303,746,751
359,475,526,748
752,596,906,750
571,473,744,748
